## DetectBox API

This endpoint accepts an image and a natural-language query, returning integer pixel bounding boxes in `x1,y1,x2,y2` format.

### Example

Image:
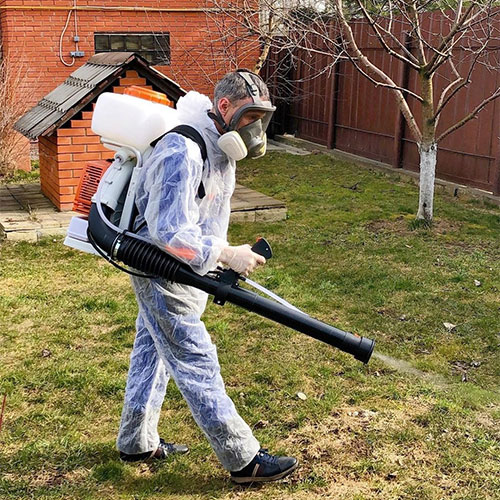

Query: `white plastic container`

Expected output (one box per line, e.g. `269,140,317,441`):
91,93,179,152
64,216,100,256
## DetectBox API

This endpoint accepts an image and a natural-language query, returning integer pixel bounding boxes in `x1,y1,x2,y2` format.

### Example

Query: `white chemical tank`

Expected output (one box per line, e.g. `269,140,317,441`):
91,92,179,152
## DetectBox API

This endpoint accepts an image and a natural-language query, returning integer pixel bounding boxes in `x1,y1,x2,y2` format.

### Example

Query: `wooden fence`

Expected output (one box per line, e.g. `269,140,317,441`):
263,11,500,195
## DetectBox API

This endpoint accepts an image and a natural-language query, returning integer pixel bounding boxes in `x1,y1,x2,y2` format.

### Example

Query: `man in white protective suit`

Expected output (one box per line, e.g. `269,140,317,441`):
116,70,299,484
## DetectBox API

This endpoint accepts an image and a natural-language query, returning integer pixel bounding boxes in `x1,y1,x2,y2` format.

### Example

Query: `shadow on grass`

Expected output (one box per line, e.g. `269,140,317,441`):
0,440,237,497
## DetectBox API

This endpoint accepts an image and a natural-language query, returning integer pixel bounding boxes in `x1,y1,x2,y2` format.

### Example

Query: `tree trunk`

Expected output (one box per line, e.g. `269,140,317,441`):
416,72,437,222
416,142,437,221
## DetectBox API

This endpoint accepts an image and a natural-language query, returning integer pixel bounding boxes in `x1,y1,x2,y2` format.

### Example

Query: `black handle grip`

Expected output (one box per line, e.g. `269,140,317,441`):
251,237,272,259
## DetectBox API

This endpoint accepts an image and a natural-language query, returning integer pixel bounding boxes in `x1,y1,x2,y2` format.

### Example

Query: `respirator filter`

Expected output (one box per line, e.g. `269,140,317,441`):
217,131,248,161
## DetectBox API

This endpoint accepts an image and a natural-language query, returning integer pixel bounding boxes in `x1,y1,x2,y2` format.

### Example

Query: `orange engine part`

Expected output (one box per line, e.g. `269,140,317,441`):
124,85,173,107
73,160,112,216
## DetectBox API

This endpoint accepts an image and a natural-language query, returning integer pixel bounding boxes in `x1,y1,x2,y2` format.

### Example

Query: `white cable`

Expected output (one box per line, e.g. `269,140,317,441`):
94,144,149,243
242,277,309,316
73,0,79,52
59,7,75,67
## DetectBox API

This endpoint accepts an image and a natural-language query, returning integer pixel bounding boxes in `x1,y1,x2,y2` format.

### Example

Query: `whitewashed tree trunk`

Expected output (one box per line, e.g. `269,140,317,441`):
416,142,437,221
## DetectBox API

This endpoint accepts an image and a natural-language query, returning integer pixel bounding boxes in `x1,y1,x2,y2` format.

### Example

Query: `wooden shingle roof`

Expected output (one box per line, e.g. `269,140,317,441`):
15,52,186,140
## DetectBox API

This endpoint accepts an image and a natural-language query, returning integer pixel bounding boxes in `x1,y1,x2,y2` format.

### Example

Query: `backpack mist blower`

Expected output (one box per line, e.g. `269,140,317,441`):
64,87,374,364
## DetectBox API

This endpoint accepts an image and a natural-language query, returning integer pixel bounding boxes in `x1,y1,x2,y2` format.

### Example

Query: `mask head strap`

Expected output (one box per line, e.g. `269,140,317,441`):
235,69,265,106
207,110,229,133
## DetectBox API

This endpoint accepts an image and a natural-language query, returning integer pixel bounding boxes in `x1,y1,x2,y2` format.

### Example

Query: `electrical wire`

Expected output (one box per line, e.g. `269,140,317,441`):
91,147,163,279
73,0,79,54
59,3,75,67
86,227,158,279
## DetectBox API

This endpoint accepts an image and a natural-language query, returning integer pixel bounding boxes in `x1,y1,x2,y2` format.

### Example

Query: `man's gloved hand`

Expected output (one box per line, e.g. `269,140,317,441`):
219,245,266,276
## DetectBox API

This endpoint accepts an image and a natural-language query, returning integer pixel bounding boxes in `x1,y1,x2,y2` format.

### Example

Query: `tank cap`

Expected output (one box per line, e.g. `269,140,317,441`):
123,85,172,106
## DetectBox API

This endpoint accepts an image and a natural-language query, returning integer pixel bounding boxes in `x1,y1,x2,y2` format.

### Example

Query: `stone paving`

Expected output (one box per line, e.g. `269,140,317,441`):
0,183,75,242
0,140,312,242
0,183,286,242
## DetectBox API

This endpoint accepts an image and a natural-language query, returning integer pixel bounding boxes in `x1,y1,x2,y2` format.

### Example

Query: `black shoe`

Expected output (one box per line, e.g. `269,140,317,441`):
120,438,189,463
230,448,298,484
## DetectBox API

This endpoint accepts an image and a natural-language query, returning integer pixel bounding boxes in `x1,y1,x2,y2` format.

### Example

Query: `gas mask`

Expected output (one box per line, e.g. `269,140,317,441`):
210,70,275,161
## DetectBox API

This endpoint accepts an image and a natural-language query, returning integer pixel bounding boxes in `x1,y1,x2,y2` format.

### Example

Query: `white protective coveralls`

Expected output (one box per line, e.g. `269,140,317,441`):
116,91,261,471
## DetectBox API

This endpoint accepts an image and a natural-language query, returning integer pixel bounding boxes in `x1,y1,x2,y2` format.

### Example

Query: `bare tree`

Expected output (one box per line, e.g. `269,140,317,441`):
206,1,337,74
206,1,500,221
334,0,500,220
0,51,33,178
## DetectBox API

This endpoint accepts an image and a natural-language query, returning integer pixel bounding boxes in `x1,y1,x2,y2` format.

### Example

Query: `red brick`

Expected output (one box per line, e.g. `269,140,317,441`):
82,111,93,120
60,177,80,187
58,145,86,154
71,119,92,128
58,161,78,171
72,135,100,144
60,194,76,203
58,128,86,137
59,186,76,195
86,143,109,151
60,202,74,211
57,154,72,162
73,153,100,161
119,77,147,86
57,137,72,145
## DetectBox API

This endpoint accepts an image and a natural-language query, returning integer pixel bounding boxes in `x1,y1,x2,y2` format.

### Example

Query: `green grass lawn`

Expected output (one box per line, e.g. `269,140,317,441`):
1,152,499,499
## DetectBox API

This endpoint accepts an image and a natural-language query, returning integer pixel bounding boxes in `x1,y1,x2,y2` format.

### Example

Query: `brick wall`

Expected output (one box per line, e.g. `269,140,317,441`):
1,0,259,182
38,70,152,211
1,0,259,102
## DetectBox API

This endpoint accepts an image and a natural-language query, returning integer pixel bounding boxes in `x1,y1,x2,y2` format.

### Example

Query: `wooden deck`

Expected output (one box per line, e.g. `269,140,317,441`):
0,183,286,242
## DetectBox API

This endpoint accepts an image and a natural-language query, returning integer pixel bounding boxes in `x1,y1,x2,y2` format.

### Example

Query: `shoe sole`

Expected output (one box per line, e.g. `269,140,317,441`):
120,449,189,463
231,461,299,484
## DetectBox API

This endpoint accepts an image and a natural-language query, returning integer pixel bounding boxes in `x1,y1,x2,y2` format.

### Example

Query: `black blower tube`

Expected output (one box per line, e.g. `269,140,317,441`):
88,204,375,363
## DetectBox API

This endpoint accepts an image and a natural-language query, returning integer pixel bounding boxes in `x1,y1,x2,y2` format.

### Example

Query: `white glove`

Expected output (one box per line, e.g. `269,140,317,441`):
219,244,266,275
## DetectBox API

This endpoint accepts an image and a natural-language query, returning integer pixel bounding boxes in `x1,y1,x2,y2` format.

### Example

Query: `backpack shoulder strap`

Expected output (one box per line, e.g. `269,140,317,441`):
151,125,208,162
150,124,208,199
168,125,208,163
133,125,208,234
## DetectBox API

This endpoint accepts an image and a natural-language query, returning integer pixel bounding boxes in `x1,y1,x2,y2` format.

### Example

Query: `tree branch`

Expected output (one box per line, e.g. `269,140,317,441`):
334,0,422,143
437,86,500,142
354,0,421,69
346,51,424,102
433,37,490,123
425,2,482,74
407,0,427,65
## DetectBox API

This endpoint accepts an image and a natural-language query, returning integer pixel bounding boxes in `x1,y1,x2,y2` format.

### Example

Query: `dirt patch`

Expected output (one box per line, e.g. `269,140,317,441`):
475,411,500,439
277,402,458,498
28,467,88,488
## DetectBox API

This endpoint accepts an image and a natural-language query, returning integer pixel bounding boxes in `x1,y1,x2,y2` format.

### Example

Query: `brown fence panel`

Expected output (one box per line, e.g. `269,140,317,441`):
287,39,336,146
264,10,500,194
401,11,500,192
261,44,293,137
334,21,403,165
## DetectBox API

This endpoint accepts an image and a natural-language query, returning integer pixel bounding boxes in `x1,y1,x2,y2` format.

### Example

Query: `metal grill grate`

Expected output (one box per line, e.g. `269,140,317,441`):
73,160,111,215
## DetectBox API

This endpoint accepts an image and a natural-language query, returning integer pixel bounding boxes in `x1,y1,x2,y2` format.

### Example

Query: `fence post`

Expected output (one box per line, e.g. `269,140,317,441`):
327,37,341,150
393,35,411,169
327,60,339,150
494,133,500,196
492,84,500,196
